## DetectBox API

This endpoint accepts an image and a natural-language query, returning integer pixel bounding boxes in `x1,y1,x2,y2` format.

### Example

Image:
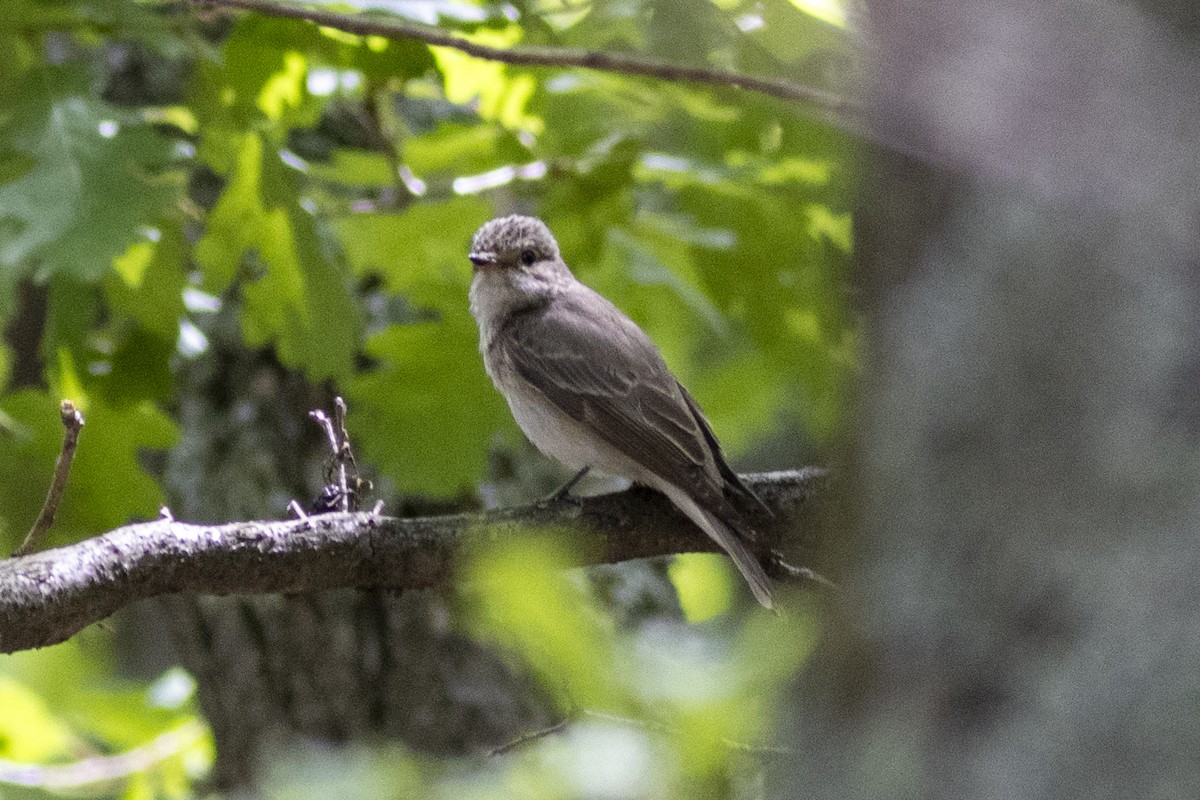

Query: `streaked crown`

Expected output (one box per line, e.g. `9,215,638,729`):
469,215,560,266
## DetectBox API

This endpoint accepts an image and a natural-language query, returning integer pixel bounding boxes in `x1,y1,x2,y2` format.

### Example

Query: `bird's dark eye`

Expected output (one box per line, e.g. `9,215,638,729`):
520,249,536,266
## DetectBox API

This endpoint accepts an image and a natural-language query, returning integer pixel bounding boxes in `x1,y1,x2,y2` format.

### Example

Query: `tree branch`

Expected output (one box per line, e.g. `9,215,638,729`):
192,0,861,114
0,468,825,654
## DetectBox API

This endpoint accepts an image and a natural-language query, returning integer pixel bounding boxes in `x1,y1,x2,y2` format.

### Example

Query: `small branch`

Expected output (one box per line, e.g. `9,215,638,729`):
306,397,370,513
191,0,861,114
769,551,840,591
12,401,84,558
0,722,206,791
0,468,826,654
489,708,796,758
488,720,570,757
331,398,351,512
580,709,796,757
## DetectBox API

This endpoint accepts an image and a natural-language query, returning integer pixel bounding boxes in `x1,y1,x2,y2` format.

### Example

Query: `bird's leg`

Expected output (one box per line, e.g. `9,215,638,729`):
545,466,591,504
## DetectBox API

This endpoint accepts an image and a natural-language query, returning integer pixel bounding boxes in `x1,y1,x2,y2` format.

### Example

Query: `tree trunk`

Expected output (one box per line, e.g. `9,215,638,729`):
774,3,1200,798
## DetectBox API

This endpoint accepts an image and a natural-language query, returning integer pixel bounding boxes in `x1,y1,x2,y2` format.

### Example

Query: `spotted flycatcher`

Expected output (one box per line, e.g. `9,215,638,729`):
468,215,773,608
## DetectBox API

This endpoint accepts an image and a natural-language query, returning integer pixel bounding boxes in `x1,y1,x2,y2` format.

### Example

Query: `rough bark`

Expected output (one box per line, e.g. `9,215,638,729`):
0,468,825,654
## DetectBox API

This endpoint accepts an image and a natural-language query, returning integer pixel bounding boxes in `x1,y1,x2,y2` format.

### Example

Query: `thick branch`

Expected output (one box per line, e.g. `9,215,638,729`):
194,0,860,114
0,469,825,654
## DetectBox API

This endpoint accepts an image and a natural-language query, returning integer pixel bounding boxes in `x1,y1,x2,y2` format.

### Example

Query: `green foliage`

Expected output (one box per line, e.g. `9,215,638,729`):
0,641,211,798
195,131,361,378
0,65,181,283
336,197,514,492
0,0,856,795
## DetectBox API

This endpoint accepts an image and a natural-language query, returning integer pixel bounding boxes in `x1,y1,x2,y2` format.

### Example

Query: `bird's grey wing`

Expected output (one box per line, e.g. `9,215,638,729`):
676,381,772,515
499,289,720,498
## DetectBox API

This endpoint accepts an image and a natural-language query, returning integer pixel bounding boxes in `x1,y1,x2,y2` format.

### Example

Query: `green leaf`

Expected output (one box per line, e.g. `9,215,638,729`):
195,133,360,380
432,27,543,133
403,122,530,178
346,313,511,496
99,326,177,407
334,196,491,296
464,534,624,710
669,554,736,622
0,677,77,762
746,0,851,67
305,148,397,188
0,66,180,280
105,225,188,340
42,276,102,400
334,198,513,494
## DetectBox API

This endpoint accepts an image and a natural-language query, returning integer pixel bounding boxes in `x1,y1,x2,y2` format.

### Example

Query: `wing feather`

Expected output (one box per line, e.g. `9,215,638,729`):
500,287,719,499
676,382,772,514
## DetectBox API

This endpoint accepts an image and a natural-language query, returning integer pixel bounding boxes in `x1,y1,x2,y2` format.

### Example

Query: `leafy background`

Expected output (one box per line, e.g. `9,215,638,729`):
0,0,855,796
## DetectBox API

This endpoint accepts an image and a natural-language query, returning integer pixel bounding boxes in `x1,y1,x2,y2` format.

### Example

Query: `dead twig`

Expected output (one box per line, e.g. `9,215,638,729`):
770,551,839,592
12,401,84,557
489,708,796,758
488,719,571,757
306,397,371,513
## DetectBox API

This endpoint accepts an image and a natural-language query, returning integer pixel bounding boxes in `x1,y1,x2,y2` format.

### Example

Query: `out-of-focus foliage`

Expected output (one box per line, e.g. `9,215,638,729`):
0,637,212,798
0,0,855,795
237,540,818,800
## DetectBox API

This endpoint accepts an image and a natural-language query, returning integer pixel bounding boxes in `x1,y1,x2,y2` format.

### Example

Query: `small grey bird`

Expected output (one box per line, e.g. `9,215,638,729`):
468,215,774,609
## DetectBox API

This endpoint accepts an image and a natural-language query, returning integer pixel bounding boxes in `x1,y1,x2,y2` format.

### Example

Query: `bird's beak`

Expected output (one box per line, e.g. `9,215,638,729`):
469,251,497,269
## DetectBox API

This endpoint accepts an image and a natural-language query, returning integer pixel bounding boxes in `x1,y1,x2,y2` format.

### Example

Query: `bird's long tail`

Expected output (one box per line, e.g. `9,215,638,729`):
661,485,774,610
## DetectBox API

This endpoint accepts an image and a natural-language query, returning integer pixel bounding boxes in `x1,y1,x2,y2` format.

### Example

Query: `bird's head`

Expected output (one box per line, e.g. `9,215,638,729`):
467,215,575,326
468,215,564,277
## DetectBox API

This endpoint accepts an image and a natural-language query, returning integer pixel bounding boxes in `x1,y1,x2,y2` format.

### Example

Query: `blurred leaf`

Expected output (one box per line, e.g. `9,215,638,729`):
99,326,177,407
346,314,511,495
668,554,735,623
334,196,490,293
0,66,180,280
255,745,427,800
404,122,530,177
105,225,188,340
750,0,850,64
72,688,190,749
465,534,624,710
788,0,848,27
305,148,397,187
42,276,101,402
644,0,729,66
0,678,77,762
433,28,543,132
195,133,360,380
686,347,791,454
337,199,510,494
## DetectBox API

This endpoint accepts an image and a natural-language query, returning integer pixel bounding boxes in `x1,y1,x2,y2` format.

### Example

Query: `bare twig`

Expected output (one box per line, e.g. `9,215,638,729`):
769,551,839,591
580,709,795,756
190,0,860,114
0,722,206,791
0,468,827,654
12,401,84,558
308,409,339,456
332,398,350,512
490,708,796,758
488,719,570,757
307,397,369,513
